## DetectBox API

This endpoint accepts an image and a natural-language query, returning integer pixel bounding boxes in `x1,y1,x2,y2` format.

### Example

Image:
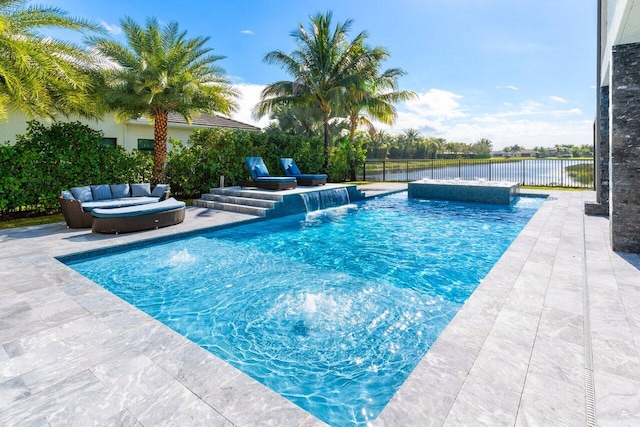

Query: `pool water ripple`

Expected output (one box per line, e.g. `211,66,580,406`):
66,192,544,426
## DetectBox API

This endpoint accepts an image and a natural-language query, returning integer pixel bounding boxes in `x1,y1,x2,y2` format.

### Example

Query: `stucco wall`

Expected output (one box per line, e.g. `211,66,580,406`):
2,111,192,151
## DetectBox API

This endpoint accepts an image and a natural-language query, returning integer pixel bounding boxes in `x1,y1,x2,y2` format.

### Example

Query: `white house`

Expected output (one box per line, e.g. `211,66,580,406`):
1,110,260,152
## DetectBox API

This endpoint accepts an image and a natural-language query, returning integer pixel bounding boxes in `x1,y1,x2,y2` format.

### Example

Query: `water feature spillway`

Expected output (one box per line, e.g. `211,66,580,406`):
300,187,351,212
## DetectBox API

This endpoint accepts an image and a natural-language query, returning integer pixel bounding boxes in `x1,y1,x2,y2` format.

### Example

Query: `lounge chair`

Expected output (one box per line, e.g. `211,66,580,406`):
239,157,297,190
279,158,327,186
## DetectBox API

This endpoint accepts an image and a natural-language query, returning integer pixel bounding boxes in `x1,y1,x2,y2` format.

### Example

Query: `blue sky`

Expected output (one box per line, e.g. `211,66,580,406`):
53,0,596,150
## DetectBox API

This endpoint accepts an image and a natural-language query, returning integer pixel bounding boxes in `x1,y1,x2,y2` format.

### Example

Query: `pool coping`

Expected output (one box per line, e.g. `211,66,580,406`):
1,184,639,425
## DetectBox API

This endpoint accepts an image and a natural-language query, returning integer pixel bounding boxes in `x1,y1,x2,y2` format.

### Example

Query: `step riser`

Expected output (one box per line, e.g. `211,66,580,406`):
201,194,276,208
208,187,283,201
193,200,267,217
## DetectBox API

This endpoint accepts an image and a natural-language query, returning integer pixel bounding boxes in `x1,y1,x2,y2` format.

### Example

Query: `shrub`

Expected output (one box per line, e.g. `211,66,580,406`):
0,121,151,214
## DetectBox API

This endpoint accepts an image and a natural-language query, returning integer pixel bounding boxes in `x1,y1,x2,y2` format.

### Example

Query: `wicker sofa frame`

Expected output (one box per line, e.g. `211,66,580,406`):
58,197,94,229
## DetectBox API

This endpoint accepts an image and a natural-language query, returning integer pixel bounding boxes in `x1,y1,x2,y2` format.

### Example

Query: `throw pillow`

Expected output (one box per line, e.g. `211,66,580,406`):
70,186,93,202
61,190,74,200
131,183,151,197
151,184,170,198
110,184,130,198
91,184,112,201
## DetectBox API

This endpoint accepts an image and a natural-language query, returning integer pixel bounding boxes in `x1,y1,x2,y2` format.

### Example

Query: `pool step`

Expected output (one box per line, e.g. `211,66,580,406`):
200,194,278,209
192,199,270,217
193,187,285,217
207,187,284,201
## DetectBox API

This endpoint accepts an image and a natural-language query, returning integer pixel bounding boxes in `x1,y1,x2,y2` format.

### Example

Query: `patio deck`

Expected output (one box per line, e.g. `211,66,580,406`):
0,185,638,426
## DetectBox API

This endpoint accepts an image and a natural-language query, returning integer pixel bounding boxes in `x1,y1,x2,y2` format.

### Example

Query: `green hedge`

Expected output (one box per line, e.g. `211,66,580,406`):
0,121,152,214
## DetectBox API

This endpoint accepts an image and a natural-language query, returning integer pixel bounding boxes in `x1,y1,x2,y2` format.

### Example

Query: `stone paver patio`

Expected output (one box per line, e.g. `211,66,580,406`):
1,184,639,426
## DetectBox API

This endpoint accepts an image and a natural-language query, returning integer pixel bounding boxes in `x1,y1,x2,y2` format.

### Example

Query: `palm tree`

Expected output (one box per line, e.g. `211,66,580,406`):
88,16,238,183
0,0,103,121
268,103,324,138
341,48,415,180
425,137,444,159
254,11,369,173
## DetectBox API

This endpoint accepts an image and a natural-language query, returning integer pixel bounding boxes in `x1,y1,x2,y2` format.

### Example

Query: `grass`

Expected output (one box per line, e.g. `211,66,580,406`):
521,185,588,192
0,213,65,230
566,164,595,186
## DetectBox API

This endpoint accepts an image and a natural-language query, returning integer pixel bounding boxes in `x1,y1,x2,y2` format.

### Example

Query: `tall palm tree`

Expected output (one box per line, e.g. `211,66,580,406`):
254,11,369,173
268,103,324,138
0,0,103,121
341,45,415,180
89,16,238,183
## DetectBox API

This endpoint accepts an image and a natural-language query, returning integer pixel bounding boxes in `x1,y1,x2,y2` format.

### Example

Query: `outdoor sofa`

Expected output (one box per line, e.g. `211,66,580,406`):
239,157,297,191
279,158,327,186
91,197,186,234
59,183,170,228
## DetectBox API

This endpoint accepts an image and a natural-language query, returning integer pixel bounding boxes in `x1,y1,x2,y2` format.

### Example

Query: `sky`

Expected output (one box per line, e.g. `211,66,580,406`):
51,0,596,150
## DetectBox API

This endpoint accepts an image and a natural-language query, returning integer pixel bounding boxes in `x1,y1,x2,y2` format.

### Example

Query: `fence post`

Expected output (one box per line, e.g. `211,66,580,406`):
406,161,409,182
522,160,525,185
458,160,461,178
363,161,366,181
383,161,386,182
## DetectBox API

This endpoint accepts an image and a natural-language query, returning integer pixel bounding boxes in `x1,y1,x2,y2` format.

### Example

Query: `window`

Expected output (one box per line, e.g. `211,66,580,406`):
101,137,117,147
137,139,154,152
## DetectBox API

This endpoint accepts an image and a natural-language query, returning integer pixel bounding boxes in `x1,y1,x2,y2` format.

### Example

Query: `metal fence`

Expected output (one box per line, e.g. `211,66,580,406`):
361,158,594,188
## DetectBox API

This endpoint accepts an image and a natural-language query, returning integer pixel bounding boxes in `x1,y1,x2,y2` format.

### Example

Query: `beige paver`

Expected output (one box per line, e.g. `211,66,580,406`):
1,185,639,426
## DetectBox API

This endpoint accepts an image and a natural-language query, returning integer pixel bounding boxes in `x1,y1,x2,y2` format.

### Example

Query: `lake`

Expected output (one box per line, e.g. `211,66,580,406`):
362,159,593,187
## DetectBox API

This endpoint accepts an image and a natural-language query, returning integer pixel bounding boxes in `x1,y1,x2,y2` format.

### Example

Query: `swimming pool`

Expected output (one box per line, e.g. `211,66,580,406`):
65,192,544,426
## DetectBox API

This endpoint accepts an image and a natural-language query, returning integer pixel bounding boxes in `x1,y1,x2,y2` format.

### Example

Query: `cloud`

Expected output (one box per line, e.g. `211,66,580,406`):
240,30,255,35
404,89,467,120
497,85,519,91
229,83,270,128
101,21,121,36
549,95,568,104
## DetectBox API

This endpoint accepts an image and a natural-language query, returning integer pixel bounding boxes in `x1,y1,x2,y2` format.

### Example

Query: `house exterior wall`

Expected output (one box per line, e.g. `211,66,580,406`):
2,111,200,152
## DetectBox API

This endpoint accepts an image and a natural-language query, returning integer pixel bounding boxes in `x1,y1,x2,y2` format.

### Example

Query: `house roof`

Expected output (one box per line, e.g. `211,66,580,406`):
167,112,261,131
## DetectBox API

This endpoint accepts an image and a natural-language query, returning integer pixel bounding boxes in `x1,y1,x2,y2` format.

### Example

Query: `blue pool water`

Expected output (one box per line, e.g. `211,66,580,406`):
65,192,544,426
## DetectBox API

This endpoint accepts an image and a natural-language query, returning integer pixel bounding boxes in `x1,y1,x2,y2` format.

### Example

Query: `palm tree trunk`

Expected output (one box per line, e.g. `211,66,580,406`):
153,110,169,185
322,111,330,174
